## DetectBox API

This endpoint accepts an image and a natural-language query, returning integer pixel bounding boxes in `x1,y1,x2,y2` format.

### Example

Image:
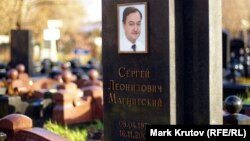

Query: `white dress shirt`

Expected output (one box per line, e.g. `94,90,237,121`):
119,36,145,53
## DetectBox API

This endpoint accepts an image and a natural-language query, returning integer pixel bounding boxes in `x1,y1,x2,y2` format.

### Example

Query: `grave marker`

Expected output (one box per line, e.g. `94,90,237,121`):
103,0,222,140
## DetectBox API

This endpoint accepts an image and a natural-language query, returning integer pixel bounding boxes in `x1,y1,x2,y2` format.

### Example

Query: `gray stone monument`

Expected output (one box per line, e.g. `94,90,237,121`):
102,0,222,140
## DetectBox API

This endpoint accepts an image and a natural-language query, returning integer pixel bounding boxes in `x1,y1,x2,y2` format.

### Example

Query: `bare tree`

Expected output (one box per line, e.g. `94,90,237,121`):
222,0,250,38
0,0,85,44
0,0,23,34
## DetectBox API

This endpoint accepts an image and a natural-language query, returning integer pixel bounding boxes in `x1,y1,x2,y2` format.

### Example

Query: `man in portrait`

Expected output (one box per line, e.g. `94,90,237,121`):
119,6,145,53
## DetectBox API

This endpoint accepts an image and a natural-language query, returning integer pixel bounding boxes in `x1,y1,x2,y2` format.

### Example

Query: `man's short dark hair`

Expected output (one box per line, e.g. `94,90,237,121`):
122,7,142,23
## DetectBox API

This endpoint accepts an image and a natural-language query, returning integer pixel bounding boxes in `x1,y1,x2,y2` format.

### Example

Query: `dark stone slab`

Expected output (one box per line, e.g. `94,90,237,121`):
103,0,222,140
10,30,33,74
103,1,173,140
223,30,230,69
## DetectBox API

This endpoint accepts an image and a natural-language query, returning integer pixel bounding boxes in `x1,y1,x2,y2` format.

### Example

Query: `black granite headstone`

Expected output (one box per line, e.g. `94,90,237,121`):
103,0,222,140
223,30,230,69
103,1,173,140
10,30,33,74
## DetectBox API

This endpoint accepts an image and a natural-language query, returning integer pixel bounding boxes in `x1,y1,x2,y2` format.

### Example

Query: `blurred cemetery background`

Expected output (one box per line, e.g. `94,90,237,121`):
222,0,250,101
0,0,102,78
0,0,103,140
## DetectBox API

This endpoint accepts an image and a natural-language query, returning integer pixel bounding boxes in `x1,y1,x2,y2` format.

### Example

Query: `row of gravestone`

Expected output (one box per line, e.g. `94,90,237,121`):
0,69,104,140
223,30,250,82
0,65,104,126
0,59,96,83
0,64,50,121
0,100,248,141
0,95,248,141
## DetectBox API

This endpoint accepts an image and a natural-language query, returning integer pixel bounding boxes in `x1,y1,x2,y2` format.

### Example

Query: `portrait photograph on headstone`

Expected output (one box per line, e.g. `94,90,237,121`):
118,2,148,54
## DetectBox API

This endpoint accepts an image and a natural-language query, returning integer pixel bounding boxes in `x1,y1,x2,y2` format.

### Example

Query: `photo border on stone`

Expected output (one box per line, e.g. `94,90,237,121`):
117,2,148,54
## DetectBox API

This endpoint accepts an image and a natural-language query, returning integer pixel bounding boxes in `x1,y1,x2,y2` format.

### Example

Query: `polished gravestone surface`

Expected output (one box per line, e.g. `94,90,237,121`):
103,1,173,140
10,30,33,74
103,0,222,141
